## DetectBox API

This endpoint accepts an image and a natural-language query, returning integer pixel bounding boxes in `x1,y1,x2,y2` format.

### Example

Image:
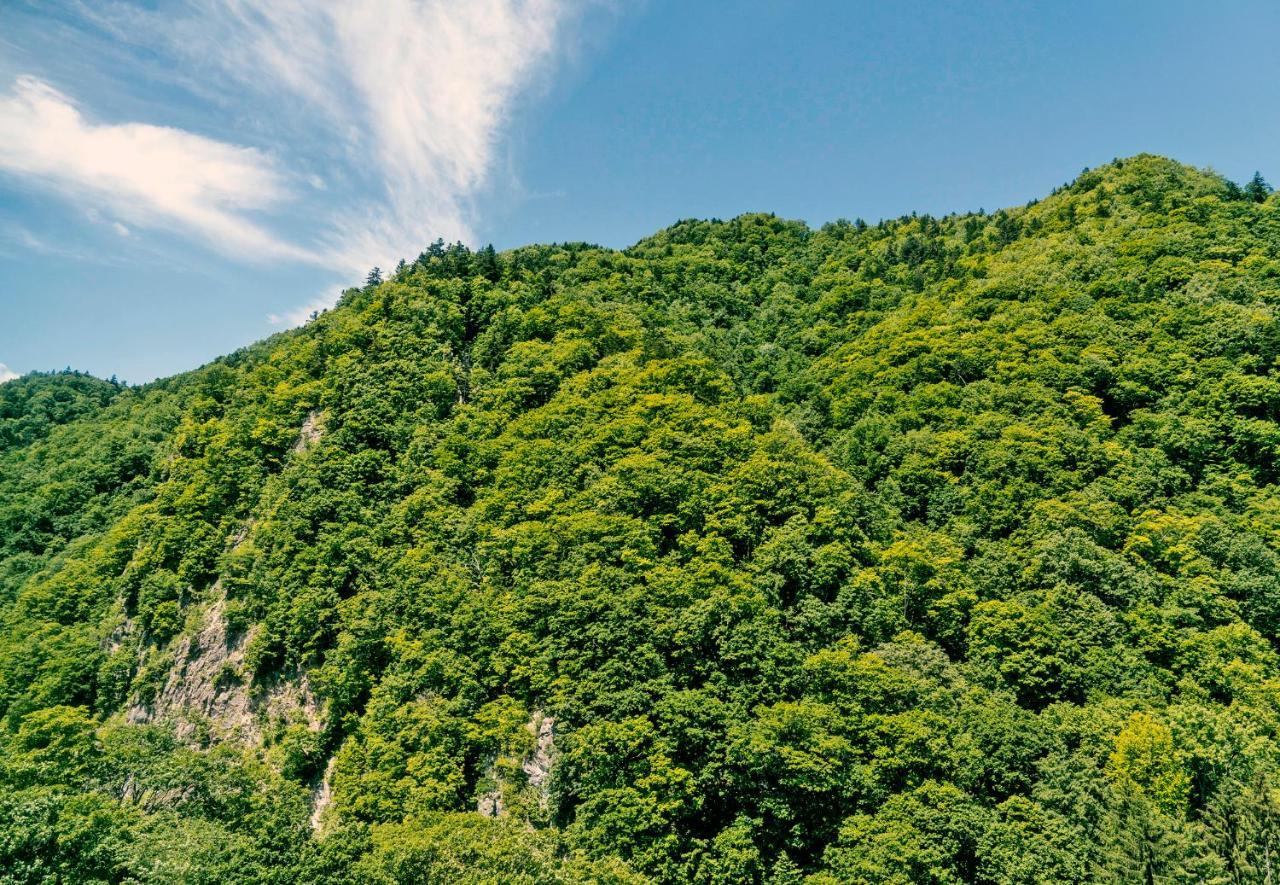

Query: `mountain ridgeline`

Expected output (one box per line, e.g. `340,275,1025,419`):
3,155,1280,883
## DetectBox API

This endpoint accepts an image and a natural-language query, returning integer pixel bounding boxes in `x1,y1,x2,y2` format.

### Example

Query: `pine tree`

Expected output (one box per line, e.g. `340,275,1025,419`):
475,244,501,282
445,241,471,277
1244,172,1273,203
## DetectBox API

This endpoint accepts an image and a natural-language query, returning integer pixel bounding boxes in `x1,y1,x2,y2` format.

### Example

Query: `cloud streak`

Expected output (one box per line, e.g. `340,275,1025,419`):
183,0,581,276
267,286,348,328
0,76,316,263
3,0,588,325
0,364,19,384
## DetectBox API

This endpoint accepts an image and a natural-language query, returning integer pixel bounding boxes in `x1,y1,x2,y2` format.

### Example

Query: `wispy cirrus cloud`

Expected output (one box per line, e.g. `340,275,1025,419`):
0,75,317,263
267,286,348,329
2,0,591,325
175,0,582,300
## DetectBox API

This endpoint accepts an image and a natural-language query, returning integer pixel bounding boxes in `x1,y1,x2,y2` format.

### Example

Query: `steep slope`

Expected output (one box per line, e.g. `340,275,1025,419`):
2,155,1280,882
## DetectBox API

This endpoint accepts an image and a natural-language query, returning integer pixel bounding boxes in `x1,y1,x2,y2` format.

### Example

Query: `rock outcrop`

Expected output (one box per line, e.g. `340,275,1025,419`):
478,710,556,819
292,409,324,453
124,520,324,747
125,592,324,746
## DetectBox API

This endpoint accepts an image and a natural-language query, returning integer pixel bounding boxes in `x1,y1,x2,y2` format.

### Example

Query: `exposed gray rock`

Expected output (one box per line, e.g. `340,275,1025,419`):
292,410,324,453
228,521,253,549
126,594,250,742
126,592,325,746
105,613,135,656
477,710,556,819
524,712,556,804
125,523,324,748
310,755,337,833
476,782,504,819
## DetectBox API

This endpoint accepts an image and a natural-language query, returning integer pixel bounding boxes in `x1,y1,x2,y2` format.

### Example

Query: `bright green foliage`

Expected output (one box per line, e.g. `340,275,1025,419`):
2,156,1280,881
1106,712,1190,814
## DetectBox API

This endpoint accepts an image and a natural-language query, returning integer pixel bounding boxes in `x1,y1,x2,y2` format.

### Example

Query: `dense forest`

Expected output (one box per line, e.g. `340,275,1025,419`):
2,155,1280,883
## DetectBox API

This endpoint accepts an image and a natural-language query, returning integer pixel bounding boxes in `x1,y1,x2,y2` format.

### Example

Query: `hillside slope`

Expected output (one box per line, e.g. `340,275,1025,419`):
2,155,1280,882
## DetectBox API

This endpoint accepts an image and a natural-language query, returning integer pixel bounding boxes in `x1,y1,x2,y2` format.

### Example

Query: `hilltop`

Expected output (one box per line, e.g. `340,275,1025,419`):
2,155,1280,883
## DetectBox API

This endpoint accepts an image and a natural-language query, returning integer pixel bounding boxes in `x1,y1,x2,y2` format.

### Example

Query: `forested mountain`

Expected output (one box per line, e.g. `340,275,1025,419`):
3,155,1280,883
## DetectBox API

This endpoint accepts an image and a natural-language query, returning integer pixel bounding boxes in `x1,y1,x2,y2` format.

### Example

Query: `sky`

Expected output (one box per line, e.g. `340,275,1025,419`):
1,0,1278,384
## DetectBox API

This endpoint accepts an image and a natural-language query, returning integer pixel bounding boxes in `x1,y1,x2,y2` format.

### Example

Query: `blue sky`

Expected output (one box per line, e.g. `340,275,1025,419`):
1,0,1278,384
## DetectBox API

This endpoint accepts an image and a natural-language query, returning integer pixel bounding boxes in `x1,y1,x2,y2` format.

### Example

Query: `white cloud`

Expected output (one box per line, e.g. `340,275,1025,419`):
0,364,19,384
85,208,131,238
268,285,346,327
2,1,591,326
0,219,110,263
0,76,317,263
156,0,583,277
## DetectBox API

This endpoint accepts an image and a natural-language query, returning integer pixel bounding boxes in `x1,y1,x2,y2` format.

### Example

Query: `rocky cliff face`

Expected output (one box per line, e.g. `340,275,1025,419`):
124,591,324,746
522,712,556,805
292,409,323,453
478,711,556,819
119,417,334,815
